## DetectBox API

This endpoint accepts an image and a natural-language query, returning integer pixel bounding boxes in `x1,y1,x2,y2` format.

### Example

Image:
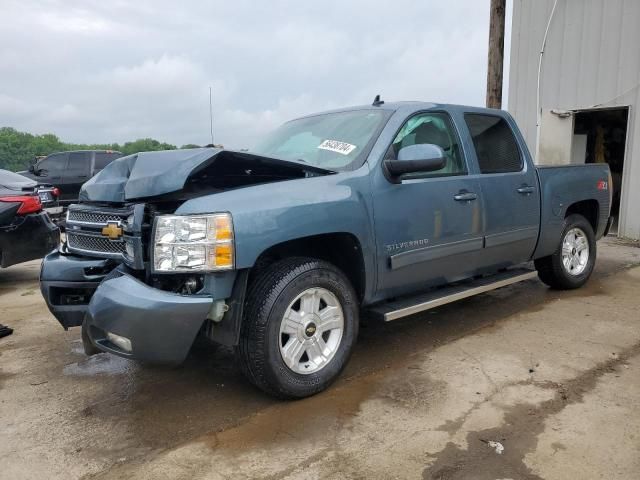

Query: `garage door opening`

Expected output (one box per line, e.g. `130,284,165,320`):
572,107,629,235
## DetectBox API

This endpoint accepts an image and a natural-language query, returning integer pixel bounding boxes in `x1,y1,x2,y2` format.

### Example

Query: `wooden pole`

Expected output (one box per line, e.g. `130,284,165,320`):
486,0,506,109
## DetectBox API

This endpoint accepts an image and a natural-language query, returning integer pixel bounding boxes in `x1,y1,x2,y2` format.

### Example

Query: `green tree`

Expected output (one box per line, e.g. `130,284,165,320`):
0,127,66,171
120,138,177,156
0,127,178,171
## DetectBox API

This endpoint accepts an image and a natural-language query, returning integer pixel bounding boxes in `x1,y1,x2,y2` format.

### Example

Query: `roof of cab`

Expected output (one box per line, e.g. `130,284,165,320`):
293,101,506,120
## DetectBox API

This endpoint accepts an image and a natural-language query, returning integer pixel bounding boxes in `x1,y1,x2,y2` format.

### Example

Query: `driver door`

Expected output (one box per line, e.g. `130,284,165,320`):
372,111,484,298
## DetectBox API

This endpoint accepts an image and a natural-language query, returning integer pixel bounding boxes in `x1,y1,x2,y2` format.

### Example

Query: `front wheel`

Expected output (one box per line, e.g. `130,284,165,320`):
236,257,359,399
535,214,596,290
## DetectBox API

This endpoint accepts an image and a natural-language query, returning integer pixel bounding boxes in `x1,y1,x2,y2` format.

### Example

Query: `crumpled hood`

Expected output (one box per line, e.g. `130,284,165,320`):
79,148,332,202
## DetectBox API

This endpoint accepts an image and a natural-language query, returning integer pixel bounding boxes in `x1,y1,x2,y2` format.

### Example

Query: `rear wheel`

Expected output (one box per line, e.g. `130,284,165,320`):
236,257,358,399
535,214,596,289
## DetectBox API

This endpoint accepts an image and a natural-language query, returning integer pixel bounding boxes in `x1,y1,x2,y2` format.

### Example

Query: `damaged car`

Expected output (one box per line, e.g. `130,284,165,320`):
0,169,60,268
40,101,612,398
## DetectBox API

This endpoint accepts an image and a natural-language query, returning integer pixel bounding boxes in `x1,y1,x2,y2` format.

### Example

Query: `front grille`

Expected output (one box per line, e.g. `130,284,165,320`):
67,233,126,255
67,210,124,224
64,204,143,265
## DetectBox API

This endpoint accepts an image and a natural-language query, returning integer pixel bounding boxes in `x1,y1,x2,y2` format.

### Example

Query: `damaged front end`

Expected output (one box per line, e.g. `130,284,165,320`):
41,148,332,363
40,201,220,363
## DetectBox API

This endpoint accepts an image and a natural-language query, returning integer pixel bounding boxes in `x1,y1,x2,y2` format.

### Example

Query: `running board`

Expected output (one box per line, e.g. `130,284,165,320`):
369,268,538,322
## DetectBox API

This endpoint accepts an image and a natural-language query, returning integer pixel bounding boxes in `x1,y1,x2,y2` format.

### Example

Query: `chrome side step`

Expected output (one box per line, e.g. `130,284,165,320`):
369,268,538,322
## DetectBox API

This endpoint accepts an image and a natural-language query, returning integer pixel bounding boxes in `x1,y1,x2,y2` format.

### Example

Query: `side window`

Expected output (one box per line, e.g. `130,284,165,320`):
386,112,466,178
67,152,90,172
37,153,67,174
464,114,522,173
94,152,120,169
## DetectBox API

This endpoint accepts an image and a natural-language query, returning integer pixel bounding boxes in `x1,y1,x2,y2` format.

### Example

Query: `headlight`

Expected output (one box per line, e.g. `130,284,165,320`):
153,213,234,272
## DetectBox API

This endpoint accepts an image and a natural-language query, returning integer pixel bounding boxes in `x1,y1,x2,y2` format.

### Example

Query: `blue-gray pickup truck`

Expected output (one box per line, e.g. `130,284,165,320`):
40,100,612,398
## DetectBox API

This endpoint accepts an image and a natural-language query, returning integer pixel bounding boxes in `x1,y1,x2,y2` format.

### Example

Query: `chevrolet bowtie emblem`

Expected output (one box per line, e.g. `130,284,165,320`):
101,221,123,240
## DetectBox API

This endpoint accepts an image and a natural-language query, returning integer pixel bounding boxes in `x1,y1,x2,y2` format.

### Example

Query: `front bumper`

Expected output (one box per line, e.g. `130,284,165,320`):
40,249,115,329
0,211,59,268
41,250,214,364
84,271,213,364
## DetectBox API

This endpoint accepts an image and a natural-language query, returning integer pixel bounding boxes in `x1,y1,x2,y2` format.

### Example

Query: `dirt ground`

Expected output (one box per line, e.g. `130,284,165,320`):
1,237,639,480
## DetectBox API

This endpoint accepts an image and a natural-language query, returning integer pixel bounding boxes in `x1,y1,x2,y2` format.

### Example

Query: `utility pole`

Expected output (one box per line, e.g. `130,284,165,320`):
486,0,506,109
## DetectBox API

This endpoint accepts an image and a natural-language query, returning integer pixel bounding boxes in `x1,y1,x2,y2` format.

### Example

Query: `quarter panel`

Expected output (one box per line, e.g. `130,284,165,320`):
534,164,611,259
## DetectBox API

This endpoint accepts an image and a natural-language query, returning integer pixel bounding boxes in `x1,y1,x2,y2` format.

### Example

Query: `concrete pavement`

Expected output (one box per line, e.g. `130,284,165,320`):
1,237,639,479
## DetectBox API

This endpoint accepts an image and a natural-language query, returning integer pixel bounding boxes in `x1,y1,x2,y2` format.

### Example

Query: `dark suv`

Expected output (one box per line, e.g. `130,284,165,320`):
20,150,123,202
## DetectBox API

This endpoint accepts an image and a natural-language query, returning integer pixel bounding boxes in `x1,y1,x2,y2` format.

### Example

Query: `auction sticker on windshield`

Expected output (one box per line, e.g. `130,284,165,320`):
318,139,356,155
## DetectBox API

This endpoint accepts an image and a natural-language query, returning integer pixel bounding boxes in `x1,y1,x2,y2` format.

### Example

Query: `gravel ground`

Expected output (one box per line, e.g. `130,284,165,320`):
1,237,639,480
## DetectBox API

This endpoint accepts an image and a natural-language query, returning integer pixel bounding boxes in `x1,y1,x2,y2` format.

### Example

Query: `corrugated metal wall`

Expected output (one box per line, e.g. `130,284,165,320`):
508,0,640,239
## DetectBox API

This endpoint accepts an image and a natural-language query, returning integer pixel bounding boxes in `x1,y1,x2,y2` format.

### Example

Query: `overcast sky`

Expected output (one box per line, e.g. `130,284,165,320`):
0,0,508,149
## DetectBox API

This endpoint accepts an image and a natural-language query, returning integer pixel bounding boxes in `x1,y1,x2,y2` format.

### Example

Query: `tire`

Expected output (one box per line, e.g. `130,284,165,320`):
236,257,359,399
535,214,596,290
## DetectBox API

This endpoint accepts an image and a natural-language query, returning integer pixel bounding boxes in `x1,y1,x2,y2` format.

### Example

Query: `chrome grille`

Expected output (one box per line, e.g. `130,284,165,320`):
65,203,143,265
67,210,123,224
67,233,126,255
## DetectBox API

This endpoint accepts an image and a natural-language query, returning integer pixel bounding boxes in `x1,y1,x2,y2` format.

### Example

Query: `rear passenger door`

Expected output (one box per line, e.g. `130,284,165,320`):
62,152,91,200
463,113,540,268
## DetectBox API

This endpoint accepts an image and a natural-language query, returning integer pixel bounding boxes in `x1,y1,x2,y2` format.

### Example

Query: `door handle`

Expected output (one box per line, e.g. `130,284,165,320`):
454,191,478,202
517,185,535,194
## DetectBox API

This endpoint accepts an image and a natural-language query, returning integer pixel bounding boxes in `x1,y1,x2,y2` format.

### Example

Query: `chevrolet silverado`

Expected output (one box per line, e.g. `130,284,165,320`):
40,100,612,398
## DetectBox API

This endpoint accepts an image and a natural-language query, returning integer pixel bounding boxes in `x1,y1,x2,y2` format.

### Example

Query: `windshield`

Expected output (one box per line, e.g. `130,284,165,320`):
251,110,388,170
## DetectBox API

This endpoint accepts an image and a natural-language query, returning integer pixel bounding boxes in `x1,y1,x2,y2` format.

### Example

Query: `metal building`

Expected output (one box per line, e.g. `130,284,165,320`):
508,0,640,239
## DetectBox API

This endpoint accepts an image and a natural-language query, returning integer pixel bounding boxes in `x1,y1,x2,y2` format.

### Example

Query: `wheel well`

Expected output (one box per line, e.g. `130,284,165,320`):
565,200,599,233
251,233,366,302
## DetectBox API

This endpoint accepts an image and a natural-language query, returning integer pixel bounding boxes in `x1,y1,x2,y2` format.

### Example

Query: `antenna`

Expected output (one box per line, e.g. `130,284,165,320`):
372,94,384,106
209,86,214,145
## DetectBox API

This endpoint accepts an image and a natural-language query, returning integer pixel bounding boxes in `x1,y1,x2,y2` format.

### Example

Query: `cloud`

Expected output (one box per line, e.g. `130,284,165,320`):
0,94,41,119
106,56,206,94
0,0,492,148
36,10,114,34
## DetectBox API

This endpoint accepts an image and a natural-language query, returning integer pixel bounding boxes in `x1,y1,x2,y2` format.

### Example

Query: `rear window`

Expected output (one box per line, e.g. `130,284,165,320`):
464,114,522,173
0,169,35,186
95,152,121,169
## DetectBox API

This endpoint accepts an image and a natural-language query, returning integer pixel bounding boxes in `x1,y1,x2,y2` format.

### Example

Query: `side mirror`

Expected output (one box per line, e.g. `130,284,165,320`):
384,144,446,179
28,164,36,173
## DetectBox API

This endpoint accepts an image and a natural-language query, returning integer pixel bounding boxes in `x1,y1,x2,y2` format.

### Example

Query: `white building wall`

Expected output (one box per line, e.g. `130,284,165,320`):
508,0,640,239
